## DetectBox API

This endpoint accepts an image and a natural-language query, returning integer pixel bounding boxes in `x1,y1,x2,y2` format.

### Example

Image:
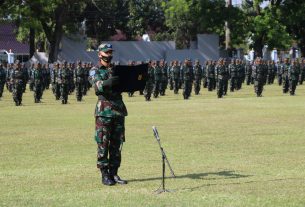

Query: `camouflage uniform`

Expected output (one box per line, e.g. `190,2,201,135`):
0,64,6,98
92,64,127,172
245,62,252,85
193,60,202,95
33,63,44,103
206,61,216,91
74,62,86,101
215,59,229,98
171,61,180,94
298,60,305,85
153,61,162,98
58,63,70,104
253,59,267,97
288,61,300,95
180,59,194,99
51,63,61,100
281,60,290,94
143,62,154,101
229,60,238,92
160,60,168,96
11,62,25,106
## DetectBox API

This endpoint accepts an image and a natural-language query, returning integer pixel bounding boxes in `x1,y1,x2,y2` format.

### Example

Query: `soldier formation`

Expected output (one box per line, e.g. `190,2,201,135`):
0,60,92,106
0,57,305,106
141,57,305,100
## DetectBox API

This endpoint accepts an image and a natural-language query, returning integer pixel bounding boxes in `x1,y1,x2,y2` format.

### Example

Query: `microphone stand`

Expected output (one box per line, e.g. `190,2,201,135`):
152,126,176,194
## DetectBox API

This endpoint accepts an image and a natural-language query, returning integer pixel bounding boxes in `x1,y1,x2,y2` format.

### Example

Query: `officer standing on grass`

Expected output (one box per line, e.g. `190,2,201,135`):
90,43,128,186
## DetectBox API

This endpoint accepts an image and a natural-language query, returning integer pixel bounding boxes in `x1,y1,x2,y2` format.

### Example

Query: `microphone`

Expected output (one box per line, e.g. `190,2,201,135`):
152,126,160,141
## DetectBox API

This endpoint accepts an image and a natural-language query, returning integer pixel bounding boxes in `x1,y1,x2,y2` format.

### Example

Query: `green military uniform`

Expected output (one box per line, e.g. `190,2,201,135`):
160,61,168,96
0,64,6,98
193,60,202,95
288,61,300,95
245,62,252,85
180,59,194,99
253,59,267,97
206,61,216,91
153,61,162,98
171,61,180,94
58,63,70,104
143,62,154,101
215,60,229,98
299,60,305,85
281,60,290,93
11,62,25,106
74,62,86,101
33,64,44,103
229,60,238,92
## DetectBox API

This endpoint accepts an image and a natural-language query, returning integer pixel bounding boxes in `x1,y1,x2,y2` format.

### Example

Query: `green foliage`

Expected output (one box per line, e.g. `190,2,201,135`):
127,0,166,39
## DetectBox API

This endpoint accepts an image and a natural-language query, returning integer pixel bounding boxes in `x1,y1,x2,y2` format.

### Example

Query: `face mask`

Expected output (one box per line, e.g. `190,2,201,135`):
101,55,113,63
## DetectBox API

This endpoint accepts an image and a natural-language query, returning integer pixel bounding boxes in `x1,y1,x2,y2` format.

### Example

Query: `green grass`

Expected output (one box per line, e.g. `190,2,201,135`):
1,83,305,207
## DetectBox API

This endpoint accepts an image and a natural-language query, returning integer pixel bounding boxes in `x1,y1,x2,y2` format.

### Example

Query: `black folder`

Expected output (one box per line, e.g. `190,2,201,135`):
112,64,148,92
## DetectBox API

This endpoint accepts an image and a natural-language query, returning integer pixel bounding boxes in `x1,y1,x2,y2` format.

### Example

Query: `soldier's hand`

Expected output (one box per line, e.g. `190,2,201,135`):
102,76,119,87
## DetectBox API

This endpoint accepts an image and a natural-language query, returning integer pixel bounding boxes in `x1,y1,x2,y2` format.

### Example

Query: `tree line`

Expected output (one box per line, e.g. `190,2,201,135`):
0,0,304,62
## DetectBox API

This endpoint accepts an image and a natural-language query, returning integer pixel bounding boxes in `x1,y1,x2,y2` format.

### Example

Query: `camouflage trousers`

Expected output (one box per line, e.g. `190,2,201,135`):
34,83,43,102
75,82,84,101
95,116,125,169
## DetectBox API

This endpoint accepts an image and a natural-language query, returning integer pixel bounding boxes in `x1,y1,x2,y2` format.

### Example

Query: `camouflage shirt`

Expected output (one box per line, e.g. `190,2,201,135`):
93,65,127,118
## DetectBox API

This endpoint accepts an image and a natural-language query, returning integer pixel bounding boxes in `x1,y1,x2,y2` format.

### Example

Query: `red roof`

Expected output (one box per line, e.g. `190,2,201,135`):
0,23,29,54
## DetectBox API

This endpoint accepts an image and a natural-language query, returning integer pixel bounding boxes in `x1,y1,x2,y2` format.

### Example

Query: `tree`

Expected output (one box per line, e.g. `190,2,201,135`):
279,0,305,56
127,0,166,39
1,0,87,62
163,0,227,49
241,0,290,57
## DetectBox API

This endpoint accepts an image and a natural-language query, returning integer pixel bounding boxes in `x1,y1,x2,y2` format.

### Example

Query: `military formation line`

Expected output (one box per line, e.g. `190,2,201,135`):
0,57,304,106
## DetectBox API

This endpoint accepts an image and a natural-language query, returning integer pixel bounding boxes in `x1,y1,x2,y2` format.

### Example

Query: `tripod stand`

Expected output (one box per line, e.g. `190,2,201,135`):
152,126,176,194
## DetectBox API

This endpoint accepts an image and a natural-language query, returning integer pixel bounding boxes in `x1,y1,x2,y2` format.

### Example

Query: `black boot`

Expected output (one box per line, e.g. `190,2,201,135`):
100,168,115,186
110,167,127,185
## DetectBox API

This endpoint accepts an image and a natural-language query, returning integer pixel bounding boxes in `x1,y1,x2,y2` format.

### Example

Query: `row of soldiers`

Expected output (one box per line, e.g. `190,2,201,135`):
1,57,304,105
0,60,92,106
141,57,305,100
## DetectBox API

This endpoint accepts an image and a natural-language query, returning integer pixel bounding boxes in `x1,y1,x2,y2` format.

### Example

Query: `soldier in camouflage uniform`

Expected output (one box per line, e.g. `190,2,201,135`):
299,59,305,85
0,63,6,98
215,58,229,98
33,63,44,103
90,43,127,186
28,63,35,91
160,60,168,96
51,63,61,100
58,62,70,104
267,60,276,84
277,59,283,86
10,61,25,106
143,60,154,101
153,60,162,98
180,58,194,99
229,59,238,92
193,59,202,95
21,63,28,93
288,59,300,95
168,61,174,90
236,59,244,90
206,60,216,91
281,58,290,94
245,61,252,85
74,61,86,101
170,60,180,94
253,58,267,97
6,63,13,92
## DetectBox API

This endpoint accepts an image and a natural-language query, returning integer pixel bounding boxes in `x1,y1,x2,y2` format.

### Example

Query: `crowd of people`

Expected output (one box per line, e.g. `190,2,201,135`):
0,57,304,106
0,60,92,105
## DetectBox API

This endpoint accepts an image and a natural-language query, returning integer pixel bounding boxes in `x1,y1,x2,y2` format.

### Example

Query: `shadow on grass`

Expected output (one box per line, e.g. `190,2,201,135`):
128,170,251,183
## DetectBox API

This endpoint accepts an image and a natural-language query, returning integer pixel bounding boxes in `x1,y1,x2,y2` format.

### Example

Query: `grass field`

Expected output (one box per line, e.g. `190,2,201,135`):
1,83,305,207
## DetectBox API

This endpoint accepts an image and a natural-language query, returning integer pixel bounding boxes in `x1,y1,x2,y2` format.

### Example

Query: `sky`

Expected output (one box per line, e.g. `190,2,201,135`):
232,0,269,7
